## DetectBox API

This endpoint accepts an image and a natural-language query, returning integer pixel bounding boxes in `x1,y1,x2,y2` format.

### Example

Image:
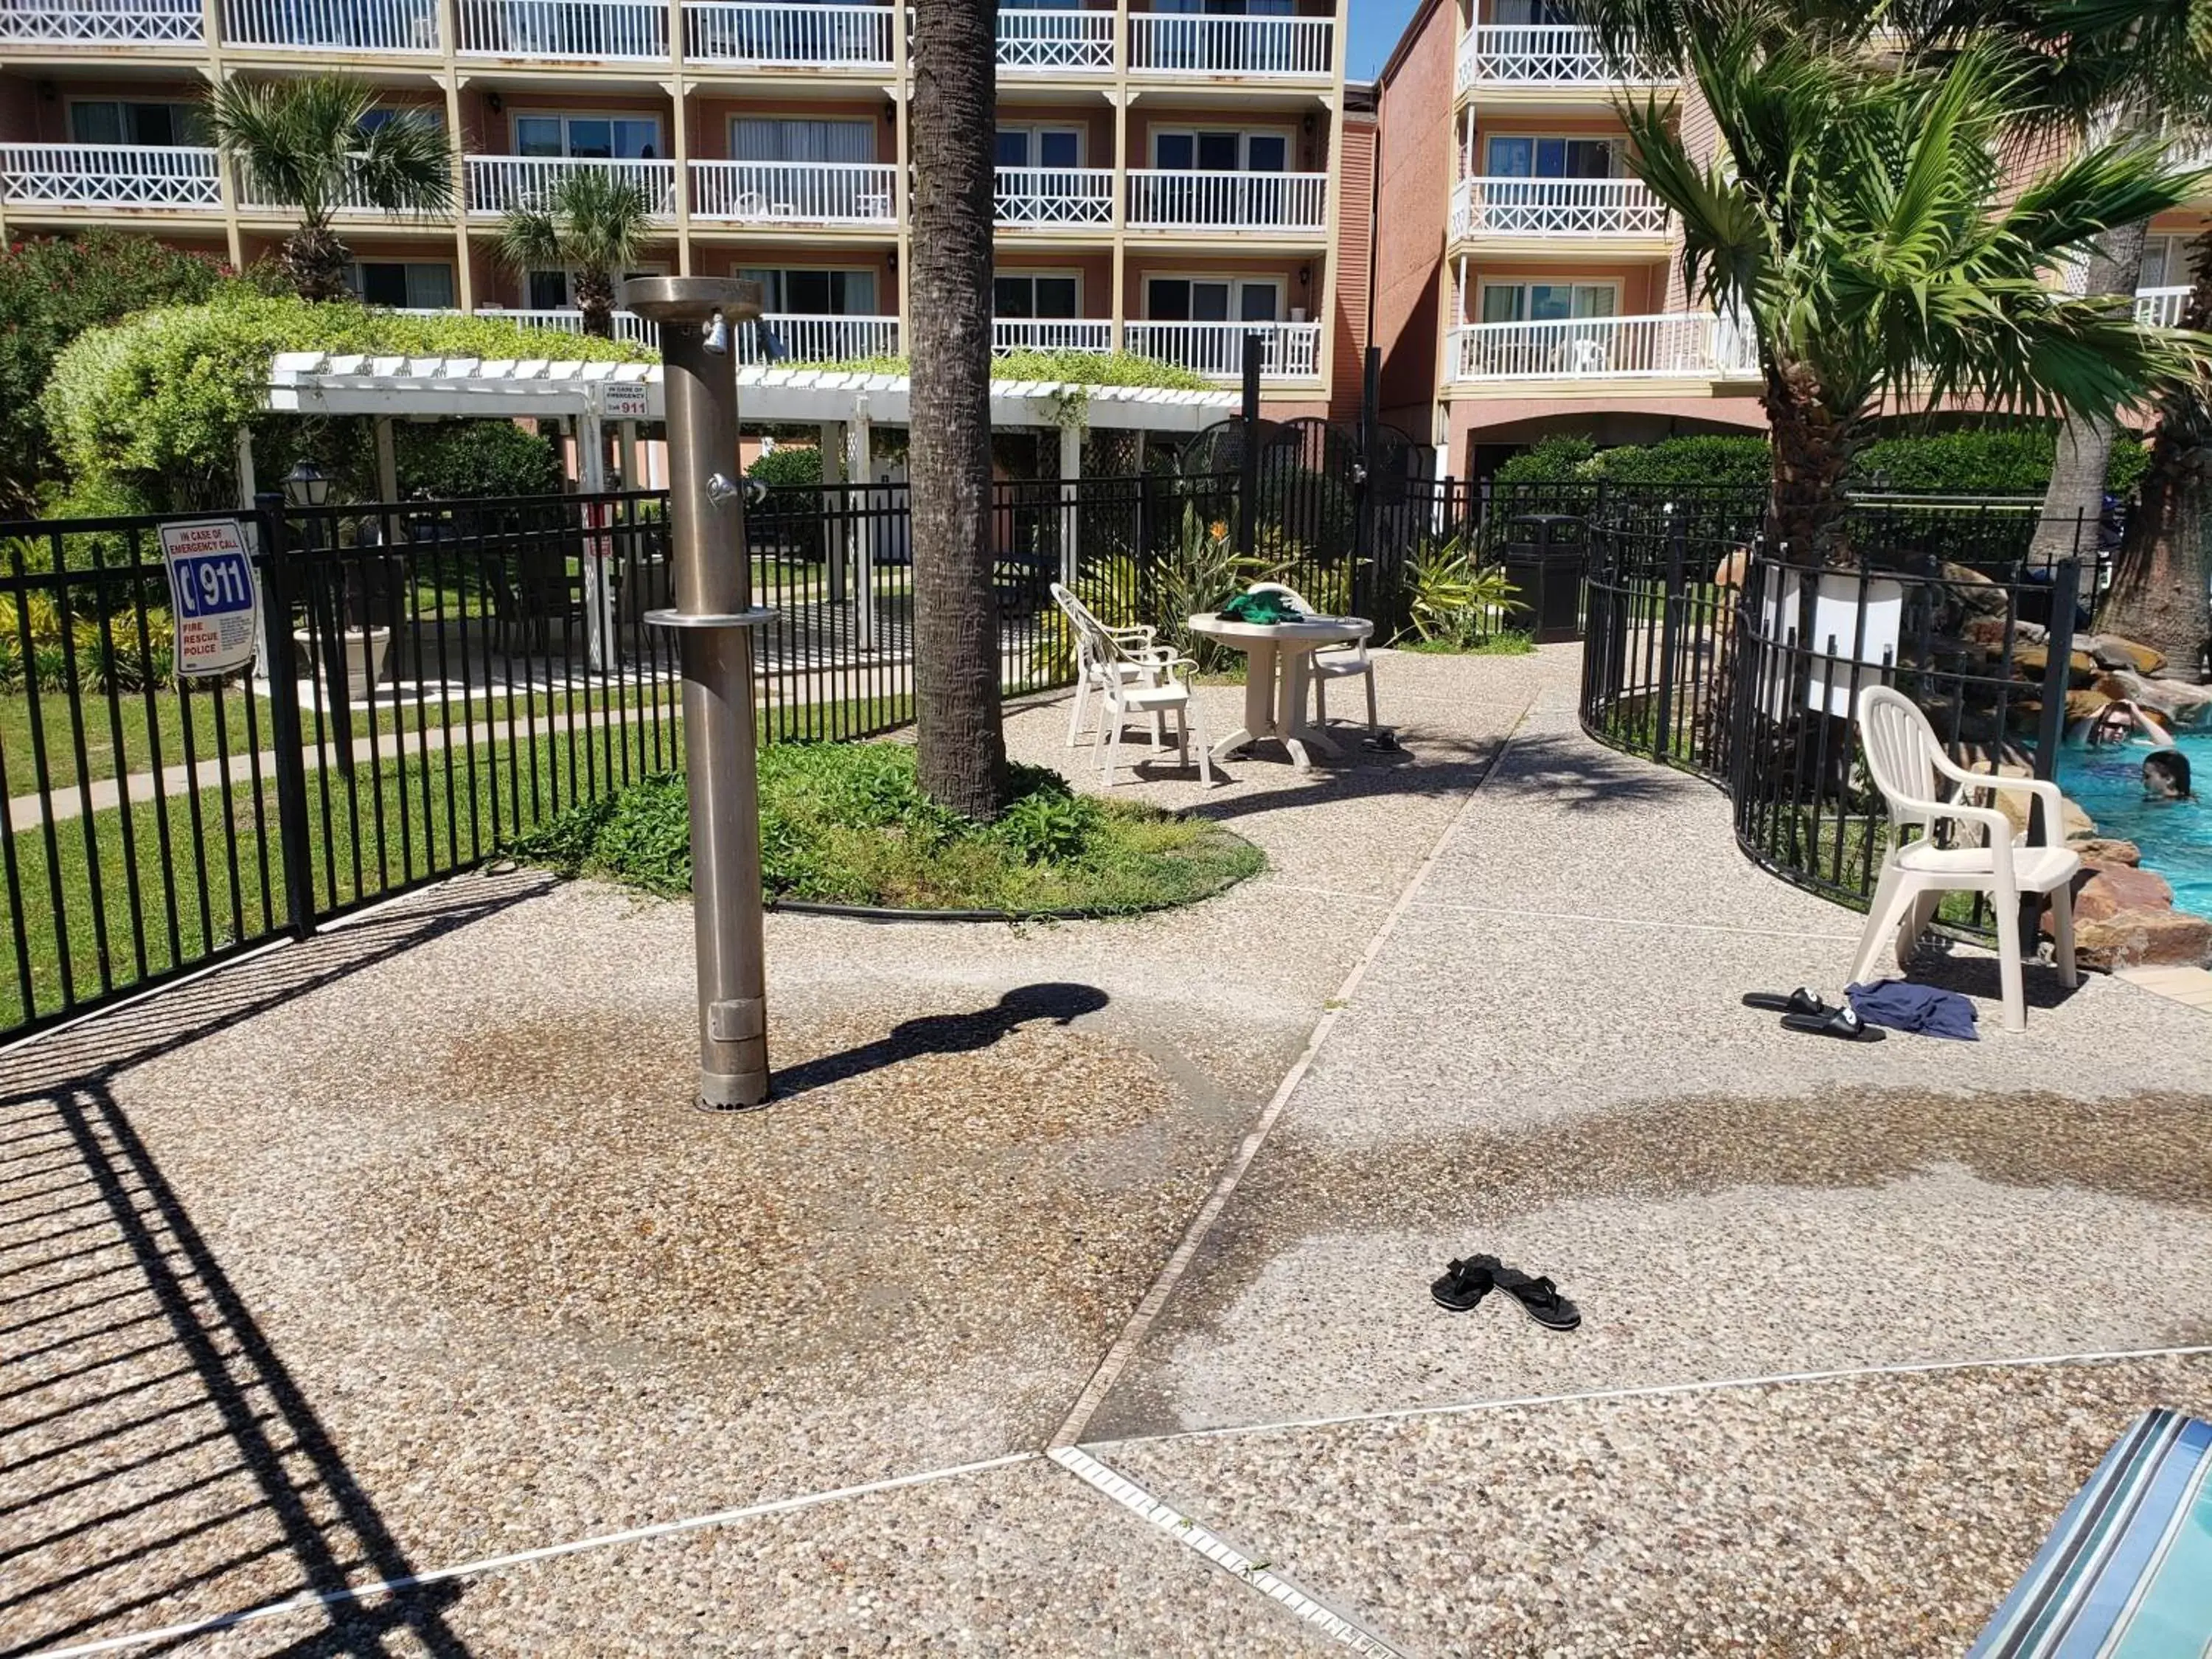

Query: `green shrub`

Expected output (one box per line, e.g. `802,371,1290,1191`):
746,444,824,489
0,231,229,509
514,744,1262,914
814,347,1213,392
395,420,563,499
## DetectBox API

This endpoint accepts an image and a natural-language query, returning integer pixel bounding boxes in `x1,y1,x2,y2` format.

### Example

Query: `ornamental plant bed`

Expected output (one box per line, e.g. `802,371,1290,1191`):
514,741,1264,917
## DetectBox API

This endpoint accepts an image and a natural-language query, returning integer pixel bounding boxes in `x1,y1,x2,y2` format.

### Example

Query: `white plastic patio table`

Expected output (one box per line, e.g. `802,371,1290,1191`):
1186,612,1371,772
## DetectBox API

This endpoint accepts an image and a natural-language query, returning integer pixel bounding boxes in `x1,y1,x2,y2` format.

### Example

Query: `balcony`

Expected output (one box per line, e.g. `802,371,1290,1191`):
682,0,893,68
223,0,440,52
1447,313,1756,383
2137,286,2191,327
1450,176,1669,240
0,143,222,211
442,307,661,349
1124,321,1321,379
1125,169,1327,233
992,318,1112,352
997,6,1112,72
459,0,667,59
1455,24,1665,91
0,0,202,45
690,160,897,226
466,156,678,218
743,313,899,361
239,168,453,220
995,167,1114,229
1128,12,1333,77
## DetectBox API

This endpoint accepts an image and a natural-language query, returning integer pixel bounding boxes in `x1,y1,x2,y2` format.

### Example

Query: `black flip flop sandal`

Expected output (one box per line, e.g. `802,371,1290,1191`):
1778,1004,1885,1042
1742,987,1830,1017
1431,1254,1498,1313
1491,1267,1580,1332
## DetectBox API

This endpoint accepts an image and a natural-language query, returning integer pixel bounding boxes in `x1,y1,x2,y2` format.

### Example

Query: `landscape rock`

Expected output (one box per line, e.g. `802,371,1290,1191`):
2103,669,2212,728
2011,642,2100,686
2075,837,2142,868
1965,763,2099,843
2083,633,2168,675
1938,563,2012,619
2070,907,2212,971
2070,862,2176,925
2065,689,2112,723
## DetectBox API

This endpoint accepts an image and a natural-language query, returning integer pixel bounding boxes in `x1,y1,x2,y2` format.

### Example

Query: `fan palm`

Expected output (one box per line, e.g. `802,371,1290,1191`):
1621,27,2207,563
493,168,653,339
206,76,453,302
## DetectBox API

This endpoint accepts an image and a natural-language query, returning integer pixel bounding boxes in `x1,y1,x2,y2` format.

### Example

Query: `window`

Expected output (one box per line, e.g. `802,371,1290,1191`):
524,266,662,309
1491,0,1576,21
1147,276,1280,321
995,127,1083,168
1478,281,1617,322
358,107,445,136
994,274,1079,319
1152,129,1288,171
347,261,455,309
1156,0,1293,11
515,114,661,159
1484,135,1617,178
69,101,206,147
737,268,878,315
2142,236,2188,288
729,118,875,163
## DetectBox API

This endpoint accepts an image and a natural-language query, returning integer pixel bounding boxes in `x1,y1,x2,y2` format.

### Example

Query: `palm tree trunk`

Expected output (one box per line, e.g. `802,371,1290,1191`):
906,0,1006,820
2099,225,2212,675
2031,218,2150,565
1762,358,1858,567
284,224,352,302
574,269,616,338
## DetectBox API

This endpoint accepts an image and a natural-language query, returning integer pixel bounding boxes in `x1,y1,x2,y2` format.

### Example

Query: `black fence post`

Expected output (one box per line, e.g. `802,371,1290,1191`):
2031,557,2081,800
1237,332,1263,558
1651,507,1686,762
254,493,318,941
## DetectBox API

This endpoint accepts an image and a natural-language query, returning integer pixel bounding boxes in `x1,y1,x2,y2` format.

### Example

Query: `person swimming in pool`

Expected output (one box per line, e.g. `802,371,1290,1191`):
2143,749,2197,801
2074,698,2176,748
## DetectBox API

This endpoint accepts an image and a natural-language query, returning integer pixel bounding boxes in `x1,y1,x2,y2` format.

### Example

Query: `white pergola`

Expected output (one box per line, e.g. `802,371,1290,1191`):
258,350,1240,501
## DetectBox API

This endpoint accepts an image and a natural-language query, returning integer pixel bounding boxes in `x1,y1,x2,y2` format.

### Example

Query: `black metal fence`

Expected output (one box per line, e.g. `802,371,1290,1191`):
0,466,1486,1040
1579,488,2090,939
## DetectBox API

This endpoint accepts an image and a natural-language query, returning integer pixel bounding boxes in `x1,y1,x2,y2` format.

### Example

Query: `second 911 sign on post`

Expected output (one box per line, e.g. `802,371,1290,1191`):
158,519,261,678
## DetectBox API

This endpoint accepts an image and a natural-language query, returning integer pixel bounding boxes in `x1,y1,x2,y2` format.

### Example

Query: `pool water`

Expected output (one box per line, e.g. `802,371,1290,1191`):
2058,734,2212,920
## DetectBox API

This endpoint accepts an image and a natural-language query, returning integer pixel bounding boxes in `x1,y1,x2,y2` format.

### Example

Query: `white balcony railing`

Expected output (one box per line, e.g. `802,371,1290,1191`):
458,0,667,58
1448,312,1757,381
681,0,892,66
223,0,440,50
424,307,661,349
1124,321,1321,379
0,144,222,210
1129,12,1332,77
992,318,1113,353
0,0,202,44
741,313,899,361
1455,24,1663,91
238,167,451,218
689,160,896,225
995,166,1114,227
465,156,678,217
2136,286,2192,327
1450,176,1669,239
1126,169,1326,232
997,7,1112,71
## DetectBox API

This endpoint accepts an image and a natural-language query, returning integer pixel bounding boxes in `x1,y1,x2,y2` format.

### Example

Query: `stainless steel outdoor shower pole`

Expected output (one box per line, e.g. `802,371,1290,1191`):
622,276,773,1110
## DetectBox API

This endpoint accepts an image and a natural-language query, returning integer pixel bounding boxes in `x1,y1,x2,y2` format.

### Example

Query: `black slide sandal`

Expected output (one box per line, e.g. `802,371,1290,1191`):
1779,1004,1885,1042
1491,1267,1580,1332
1431,1254,1498,1312
1742,988,1829,1017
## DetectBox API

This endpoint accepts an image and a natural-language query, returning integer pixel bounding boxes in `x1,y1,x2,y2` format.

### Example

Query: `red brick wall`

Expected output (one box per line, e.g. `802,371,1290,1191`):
1328,109,1377,423
1372,0,1455,439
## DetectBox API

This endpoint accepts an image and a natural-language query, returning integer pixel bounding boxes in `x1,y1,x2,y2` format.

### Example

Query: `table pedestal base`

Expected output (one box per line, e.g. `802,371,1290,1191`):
1207,640,1344,773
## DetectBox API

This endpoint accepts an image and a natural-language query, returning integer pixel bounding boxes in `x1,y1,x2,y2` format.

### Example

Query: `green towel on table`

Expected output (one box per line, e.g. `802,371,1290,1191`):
1219,591,1307,625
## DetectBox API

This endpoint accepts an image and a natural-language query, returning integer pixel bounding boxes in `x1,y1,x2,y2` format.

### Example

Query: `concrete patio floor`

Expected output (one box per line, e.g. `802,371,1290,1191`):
2,644,2208,1657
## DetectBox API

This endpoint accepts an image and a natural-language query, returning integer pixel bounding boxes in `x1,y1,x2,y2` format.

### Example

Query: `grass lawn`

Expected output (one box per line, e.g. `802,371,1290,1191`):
1401,631,1537,657
517,741,1263,916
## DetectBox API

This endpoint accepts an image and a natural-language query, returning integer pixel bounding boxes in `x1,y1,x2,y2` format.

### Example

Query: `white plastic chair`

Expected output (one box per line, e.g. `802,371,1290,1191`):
1851,685,2079,1033
1051,582,1173,749
1246,581,1379,734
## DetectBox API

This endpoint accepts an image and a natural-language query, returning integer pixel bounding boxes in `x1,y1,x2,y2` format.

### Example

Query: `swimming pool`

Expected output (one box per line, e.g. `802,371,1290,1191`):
2057,733,2212,919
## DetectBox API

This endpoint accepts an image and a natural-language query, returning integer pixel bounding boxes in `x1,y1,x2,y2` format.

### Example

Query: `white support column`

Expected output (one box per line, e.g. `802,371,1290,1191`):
580,400,613,672
1058,422,1082,588
667,75,694,276
820,420,849,604
234,425,257,509
374,417,400,503
846,399,875,649
619,420,641,491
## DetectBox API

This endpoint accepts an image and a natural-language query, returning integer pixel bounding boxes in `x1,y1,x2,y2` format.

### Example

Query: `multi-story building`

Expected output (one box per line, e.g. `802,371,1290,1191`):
0,0,1363,419
1374,0,1764,481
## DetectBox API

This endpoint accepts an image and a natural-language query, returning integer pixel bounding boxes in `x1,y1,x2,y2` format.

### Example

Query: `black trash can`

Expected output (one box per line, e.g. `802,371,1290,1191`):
1498,512,1585,643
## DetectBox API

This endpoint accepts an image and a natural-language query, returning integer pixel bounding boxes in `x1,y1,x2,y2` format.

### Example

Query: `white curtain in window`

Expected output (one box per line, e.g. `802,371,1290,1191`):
731,119,875,163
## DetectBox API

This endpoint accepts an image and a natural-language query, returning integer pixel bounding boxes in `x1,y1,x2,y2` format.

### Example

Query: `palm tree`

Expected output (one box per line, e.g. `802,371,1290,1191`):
492,167,653,339
905,0,1007,820
1619,26,2204,564
206,76,453,302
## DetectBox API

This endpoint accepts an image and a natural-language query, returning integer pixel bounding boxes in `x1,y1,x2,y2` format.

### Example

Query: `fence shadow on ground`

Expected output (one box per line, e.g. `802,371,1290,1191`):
0,877,554,1658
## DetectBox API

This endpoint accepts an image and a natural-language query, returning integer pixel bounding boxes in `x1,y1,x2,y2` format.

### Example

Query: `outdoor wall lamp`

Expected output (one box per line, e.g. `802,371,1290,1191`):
1299,265,1311,286
283,460,330,509
487,91,504,113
